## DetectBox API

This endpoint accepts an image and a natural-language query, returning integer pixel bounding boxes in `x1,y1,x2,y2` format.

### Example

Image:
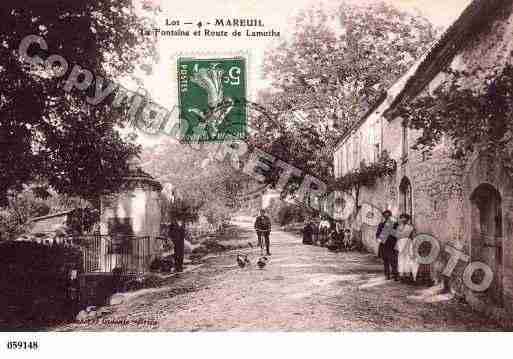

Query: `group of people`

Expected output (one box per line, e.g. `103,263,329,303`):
299,209,418,282
376,210,418,282
302,220,356,252
253,209,358,256
249,206,424,286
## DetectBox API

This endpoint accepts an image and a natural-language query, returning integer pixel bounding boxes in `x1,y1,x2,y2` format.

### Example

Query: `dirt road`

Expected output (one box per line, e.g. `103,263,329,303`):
56,217,506,331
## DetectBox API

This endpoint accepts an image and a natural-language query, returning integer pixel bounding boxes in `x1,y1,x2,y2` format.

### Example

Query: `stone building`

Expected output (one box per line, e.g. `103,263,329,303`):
333,0,513,314
95,158,163,273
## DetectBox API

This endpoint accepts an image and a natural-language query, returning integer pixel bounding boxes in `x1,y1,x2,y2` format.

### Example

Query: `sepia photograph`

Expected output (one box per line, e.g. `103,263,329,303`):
1,0,513,356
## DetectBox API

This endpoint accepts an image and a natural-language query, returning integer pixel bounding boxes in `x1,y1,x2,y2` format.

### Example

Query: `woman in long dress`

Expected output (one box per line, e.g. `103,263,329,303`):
394,213,417,282
318,219,331,247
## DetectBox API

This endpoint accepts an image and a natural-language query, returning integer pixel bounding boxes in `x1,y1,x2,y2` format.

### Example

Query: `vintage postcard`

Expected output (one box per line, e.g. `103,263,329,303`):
1,0,512,357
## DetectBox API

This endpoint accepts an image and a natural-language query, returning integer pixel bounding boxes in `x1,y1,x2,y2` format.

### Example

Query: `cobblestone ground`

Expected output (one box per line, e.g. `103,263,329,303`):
56,218,509,332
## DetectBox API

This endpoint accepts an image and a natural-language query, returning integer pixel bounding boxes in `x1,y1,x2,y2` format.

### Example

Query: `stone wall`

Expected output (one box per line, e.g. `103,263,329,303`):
411,2,513,308
100,186,161,238
346,138,465,256
334,1,513,313
352,110,513,307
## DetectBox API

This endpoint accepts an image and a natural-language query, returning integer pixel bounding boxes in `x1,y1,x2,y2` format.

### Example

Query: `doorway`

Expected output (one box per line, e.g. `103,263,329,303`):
470,183,503,305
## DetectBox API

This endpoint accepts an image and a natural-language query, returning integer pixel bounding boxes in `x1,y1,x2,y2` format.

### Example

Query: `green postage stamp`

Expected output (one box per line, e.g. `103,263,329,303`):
178,57,247,142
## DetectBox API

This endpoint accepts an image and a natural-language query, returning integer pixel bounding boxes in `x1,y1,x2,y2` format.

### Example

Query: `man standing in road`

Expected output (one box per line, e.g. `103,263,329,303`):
169,219,185,272
376,210,399,280
254,209,272,255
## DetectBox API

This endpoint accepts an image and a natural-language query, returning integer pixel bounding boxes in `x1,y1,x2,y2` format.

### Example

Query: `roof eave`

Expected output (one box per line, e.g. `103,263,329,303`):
334,0,509,152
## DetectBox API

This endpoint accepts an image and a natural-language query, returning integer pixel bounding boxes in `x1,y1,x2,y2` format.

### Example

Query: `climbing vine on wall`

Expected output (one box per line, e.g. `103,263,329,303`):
329,151,397,209
396,63,513,176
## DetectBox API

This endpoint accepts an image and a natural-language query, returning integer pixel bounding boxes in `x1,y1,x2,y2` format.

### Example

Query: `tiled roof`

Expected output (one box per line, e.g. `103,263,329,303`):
29,210,75,235
124,166,163,191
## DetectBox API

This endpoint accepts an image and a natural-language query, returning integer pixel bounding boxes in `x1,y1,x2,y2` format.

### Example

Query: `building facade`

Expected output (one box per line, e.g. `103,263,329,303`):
97,158,163,273
333,0,513,312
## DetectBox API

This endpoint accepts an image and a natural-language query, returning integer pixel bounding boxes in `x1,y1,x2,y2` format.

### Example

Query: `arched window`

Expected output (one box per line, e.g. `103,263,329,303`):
399,177,412,218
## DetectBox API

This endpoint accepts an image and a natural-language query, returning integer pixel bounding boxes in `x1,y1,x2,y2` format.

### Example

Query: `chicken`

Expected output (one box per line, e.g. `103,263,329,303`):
237,254,250,268
257,256,268,269
237,254,246,268
244,255,251,266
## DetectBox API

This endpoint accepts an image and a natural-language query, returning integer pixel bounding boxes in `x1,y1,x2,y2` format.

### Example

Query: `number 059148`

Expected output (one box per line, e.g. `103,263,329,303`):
6,341,39,350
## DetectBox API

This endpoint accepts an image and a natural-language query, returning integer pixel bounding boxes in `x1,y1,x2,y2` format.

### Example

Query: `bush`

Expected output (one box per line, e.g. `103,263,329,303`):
275,203,306,226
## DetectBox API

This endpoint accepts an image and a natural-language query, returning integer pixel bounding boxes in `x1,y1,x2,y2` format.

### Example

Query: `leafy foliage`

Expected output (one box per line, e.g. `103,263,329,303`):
276,204,307,226
67,207,100,234
140,139,251,225
264,198,308,226
161,197,200,224
0,188,50,240
0,0,157,205
202,200,233,227
397,64,513,172
330,151,397,193
250,2,436,193
0,185,97,241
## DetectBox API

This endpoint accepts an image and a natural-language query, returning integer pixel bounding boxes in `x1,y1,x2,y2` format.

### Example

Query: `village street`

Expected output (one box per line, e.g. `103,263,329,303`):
56,217,507,331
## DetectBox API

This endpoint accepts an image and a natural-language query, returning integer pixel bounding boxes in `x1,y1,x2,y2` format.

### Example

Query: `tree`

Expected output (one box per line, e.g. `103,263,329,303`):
250,2,437,193
0,183,99,241
140,139,250,226
0,0,157,205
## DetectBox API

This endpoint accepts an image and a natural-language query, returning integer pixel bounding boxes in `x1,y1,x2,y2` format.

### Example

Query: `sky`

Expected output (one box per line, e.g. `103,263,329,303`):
132,0,473,146
391,0,472,26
